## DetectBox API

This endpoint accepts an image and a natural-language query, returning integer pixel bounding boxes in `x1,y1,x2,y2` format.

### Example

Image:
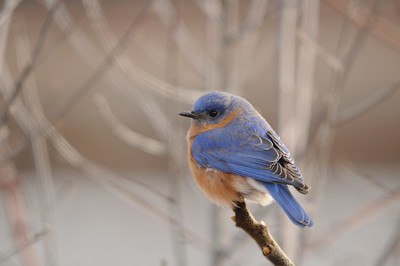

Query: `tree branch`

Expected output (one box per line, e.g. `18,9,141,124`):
232,201,295,266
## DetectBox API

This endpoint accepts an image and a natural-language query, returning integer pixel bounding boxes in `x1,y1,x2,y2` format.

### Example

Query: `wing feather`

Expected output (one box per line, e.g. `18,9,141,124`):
192,124,310,193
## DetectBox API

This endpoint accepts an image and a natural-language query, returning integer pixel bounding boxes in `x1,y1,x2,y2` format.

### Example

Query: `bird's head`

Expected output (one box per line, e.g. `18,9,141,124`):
179,91,253,126
179,91,233,124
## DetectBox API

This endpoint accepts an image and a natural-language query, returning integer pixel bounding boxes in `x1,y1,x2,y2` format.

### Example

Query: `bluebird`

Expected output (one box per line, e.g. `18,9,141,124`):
179,91,313,227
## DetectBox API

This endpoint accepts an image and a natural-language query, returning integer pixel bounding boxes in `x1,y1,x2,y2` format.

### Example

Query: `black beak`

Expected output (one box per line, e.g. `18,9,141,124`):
179,111,199,119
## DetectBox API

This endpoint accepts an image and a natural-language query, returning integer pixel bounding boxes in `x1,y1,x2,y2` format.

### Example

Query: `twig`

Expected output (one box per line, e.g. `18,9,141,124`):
296,30,343,71
306,187,400,250
226,0,269,94
374,216,400,266
0,0,21,80
94,94,166,156
83,0,201,104
0,161,40,266
0,0,61,126
14,16,58,266
0,227,49,264
336,80,400,125
153,0,212,74
277,0,299,257
43,0,182,143
324,0,400,51
47,0,151,123
232,201,295,266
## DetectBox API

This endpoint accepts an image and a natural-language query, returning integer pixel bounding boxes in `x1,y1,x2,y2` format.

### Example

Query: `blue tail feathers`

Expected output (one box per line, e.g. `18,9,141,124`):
264,183,313,227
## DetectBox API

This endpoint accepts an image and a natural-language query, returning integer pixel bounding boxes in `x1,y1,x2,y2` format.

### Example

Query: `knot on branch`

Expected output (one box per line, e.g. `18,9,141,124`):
232,200,295,266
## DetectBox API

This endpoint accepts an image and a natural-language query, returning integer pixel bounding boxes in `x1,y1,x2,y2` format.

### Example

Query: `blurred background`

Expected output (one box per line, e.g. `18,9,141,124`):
0,0,399,265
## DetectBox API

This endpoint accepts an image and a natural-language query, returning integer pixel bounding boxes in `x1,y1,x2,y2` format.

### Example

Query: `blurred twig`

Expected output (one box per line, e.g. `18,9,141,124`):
306,186,400,250
47,0,151,123
226,0,269,94
153,0,213,74
0,161,41,266
83,0,201,104
0,0,61,126
324,0,400,51
309,0,382,210
0,227,49,264
94,94,166,156
296,30,343,71
14,16,59,266
374,217,400,266
277,0,299,257
336,80,400,125
0,0,21,79
42,0,186,153
24,109,213,251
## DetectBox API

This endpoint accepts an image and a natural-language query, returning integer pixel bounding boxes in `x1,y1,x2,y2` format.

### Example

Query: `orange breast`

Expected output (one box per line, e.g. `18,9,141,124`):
187,137,242,207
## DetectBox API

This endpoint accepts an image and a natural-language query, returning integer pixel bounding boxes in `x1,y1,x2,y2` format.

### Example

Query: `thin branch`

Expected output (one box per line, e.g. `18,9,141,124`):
277,0,299,257
14,16,58,266
47,0,151,123
0,0,22,80
0,0,61,126
296,29,343,71
153,0,213,74
83,0,201,104
27,111,213,252
1,65,172,206
324,0,400,52
0,161,41,266
306,186,400,250
335,162,394,192
0,228,49,264
336,80,400,125
2,77,205,252
94,94,166,156
308,0,383,209
232,201,295,266
374,217,400,266
42,0,181,144
164,1,189,265
226,0,269,94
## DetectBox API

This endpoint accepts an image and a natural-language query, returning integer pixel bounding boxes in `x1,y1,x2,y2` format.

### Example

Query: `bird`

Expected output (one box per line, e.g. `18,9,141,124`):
179,91,313,227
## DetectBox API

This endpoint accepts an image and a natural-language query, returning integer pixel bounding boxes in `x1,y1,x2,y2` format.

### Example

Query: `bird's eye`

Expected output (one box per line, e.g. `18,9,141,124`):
208,110,218,118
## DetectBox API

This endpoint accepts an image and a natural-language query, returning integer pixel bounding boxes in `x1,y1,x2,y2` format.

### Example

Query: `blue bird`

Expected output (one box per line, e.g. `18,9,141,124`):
179,91,313,227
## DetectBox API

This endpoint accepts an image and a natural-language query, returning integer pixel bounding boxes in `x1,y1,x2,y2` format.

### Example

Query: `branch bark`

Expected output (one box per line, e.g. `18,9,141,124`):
232,201,295,266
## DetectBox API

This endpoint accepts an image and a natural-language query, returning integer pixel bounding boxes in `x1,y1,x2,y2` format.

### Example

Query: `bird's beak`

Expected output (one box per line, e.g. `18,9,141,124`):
179,111,199,119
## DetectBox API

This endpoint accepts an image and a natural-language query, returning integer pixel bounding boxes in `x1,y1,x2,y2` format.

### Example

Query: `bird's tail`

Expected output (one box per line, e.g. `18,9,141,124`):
264,183,313,227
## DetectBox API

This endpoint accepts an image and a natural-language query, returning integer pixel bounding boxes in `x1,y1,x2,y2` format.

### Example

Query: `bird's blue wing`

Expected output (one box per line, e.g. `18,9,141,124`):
192,122,313,226
191,123,309,193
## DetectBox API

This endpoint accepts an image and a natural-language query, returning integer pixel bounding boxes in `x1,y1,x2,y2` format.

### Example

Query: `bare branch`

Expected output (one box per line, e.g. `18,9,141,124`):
0,0,22,79
277,0,299,257
0,162,41,266
336,80,400,125
42,0,186,142
153,0,214,74
306,187,400,250
324,0,400,51
47,0,151,123
226,0,269,94
233,201,295,266
14,16,59,266
0,0,61,126
374,217,400,266
94,94,166,156
195,0,223,23
0,227,49,264
83,0,202,104
296,30,343,72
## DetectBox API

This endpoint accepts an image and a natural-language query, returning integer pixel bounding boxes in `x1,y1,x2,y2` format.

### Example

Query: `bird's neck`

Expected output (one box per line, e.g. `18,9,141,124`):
186,108,241,141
